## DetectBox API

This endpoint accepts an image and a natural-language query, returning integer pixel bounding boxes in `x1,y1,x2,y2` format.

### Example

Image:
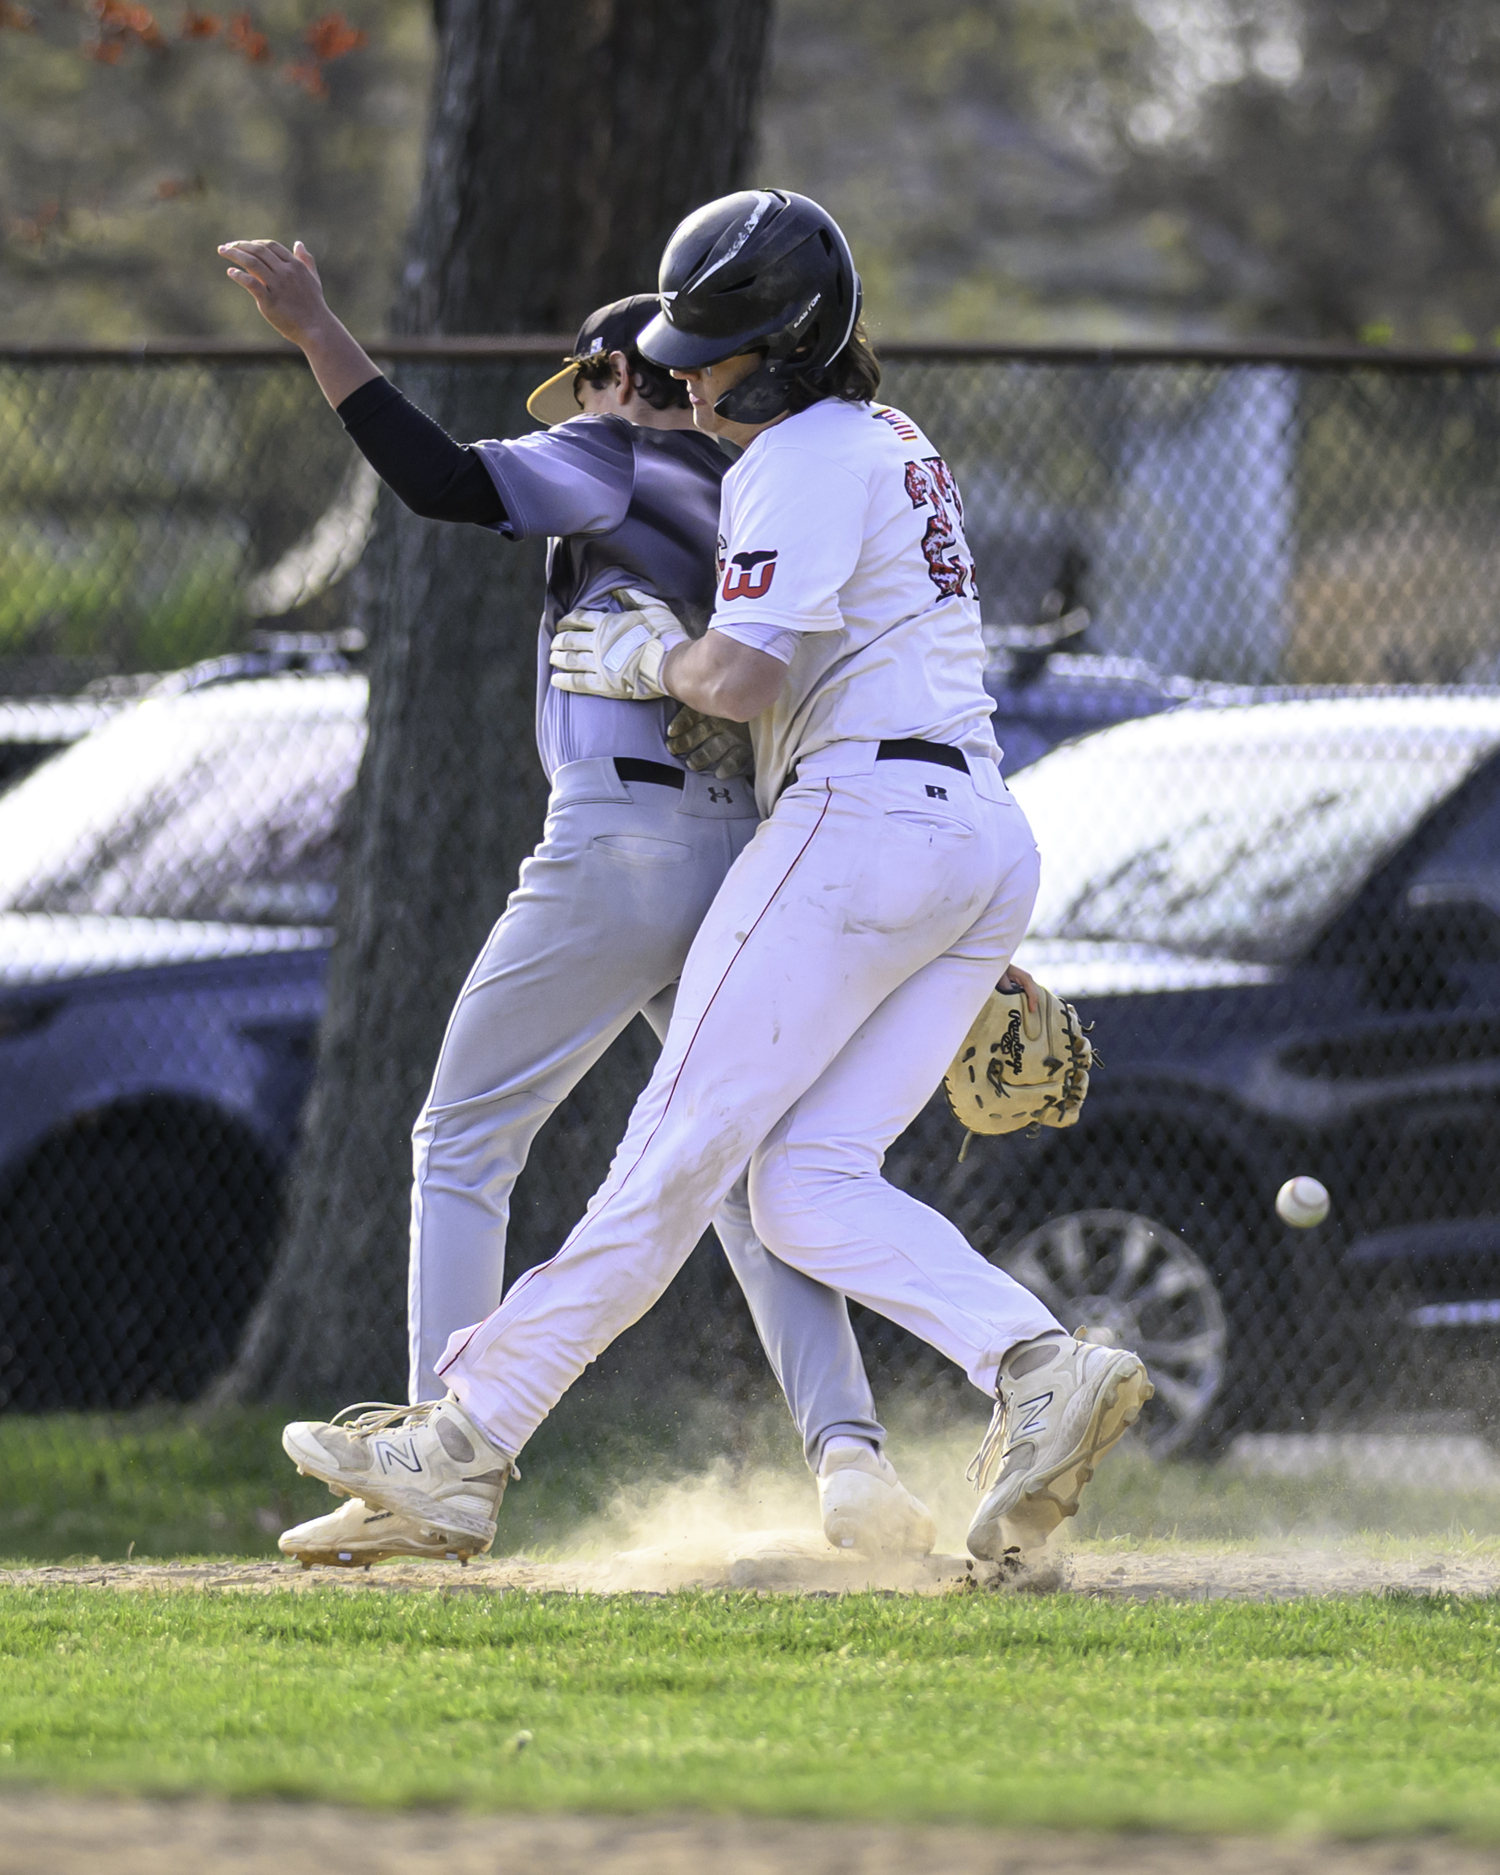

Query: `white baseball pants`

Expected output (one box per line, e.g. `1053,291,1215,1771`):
439,746,1064,1459
408,756,885,1468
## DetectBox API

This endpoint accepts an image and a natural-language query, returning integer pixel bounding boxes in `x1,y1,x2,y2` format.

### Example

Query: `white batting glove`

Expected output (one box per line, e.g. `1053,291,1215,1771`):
549,587,689,701
667,705,754,780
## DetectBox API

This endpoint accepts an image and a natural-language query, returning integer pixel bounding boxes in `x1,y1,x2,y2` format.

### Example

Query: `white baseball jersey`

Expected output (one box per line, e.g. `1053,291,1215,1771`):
706,399,1001,812
439,395,1056,1463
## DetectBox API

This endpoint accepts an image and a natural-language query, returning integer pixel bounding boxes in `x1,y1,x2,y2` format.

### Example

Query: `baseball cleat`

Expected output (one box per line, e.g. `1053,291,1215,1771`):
281,1395,518,1547
966,1333,1152,1562
278,1495,493,1568
818,1447,937,1557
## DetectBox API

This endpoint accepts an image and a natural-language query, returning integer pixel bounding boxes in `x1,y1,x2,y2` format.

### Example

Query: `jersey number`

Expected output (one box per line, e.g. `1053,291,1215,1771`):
904,457,975,600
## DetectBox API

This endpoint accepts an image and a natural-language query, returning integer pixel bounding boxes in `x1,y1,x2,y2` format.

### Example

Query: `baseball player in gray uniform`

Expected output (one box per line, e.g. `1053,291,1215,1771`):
218,240,935,1565
269,193,1153,1570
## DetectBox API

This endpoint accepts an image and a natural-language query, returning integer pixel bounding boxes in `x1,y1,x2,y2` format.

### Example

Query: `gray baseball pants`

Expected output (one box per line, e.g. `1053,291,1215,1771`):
407,755,885,1470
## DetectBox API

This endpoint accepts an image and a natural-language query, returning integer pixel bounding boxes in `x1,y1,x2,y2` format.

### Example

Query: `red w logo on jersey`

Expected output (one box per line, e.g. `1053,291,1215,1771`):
722,549,778,601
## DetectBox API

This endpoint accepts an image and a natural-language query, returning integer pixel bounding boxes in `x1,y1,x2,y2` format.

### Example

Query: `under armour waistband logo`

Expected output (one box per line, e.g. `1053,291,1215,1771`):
709,786,731,803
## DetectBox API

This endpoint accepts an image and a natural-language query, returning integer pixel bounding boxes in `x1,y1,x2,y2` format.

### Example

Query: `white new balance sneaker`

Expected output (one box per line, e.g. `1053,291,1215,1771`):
966,1333,1153,1562
278,1495,494,1568
818,1447,938,1558
281,1396,518,1547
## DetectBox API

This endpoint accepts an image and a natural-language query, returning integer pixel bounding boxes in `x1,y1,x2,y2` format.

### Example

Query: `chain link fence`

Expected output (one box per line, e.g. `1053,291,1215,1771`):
5,339,1500,1559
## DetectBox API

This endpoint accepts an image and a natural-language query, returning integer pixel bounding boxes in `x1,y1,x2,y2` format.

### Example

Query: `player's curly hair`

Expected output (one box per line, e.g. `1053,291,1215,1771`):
569,345,689,412
784,320,882,413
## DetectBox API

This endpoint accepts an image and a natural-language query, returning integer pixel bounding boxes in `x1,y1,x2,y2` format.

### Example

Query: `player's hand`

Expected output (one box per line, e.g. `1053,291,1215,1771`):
997,961,1039,1013
218,238,329,345
550,587,690,702
667,706,754,780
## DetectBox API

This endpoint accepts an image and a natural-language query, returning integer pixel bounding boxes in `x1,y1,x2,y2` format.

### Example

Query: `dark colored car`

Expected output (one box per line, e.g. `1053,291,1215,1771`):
9,664,1499,1451
0,630,1191,1414
875,691,1500,1452
981,608,1259,776
0,672,363,1409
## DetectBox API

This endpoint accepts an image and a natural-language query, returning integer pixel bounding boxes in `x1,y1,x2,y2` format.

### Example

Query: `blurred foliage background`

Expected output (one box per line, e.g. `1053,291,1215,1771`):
0,0,430,341
5,0,1500,347
769,0,1500,345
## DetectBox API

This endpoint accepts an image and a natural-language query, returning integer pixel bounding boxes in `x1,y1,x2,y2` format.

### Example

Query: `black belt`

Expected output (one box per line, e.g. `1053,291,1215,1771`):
875,738,967,774
614,756,686,790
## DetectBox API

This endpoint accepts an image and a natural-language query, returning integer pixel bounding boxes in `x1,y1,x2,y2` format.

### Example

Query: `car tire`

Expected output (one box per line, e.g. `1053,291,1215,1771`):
0,1100,281,1411
933,1121,1346,1452
995,1206,1227,1455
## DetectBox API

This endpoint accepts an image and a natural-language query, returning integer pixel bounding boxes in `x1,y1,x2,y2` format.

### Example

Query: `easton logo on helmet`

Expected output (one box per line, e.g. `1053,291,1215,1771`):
722,549,778,601
704,196,771,279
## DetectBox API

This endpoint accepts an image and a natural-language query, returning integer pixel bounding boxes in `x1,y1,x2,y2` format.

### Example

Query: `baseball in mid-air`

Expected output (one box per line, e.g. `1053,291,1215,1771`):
1276,1176,1330,1228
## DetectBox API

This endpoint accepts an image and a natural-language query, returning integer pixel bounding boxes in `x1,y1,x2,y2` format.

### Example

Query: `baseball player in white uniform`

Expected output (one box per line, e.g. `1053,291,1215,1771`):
275,192,1152,1566
219,241,936,1566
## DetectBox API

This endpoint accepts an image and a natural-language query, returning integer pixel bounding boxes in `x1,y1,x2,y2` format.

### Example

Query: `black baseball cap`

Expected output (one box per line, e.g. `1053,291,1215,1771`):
526,293,664,426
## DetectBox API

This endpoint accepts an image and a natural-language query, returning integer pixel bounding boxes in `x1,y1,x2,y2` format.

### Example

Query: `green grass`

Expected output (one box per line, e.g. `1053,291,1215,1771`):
1070,1447,1500,1545
0,1388,740,1564
3,1587,1500,1834
0,524,247,669
7,1403,1500,1835
0,1408,329,1562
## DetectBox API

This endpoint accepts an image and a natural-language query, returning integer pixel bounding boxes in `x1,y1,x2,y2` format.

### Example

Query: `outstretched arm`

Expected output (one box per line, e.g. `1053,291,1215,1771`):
220,237,503,527
218,238,380,411
337,380,503,525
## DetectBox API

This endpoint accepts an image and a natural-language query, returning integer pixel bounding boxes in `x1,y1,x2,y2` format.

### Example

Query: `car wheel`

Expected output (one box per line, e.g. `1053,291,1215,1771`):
994,1207,1227,1456
0,1100,281,1411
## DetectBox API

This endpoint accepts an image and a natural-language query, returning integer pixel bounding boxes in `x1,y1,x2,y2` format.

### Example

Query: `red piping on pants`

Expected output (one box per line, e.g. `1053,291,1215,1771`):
437,780,837,1380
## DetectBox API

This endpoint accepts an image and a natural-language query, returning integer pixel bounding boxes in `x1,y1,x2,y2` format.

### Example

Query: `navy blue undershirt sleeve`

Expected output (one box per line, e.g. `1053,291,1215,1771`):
336,376,505,527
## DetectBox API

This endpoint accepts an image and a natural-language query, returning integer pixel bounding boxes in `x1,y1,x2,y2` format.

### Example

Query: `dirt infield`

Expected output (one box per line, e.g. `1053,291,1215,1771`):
0,1792,1496,1875
6,1535,1500,1599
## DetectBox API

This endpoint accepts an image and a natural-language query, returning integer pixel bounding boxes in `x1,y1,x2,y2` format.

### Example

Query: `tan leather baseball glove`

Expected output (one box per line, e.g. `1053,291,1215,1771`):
945,979,1093,1155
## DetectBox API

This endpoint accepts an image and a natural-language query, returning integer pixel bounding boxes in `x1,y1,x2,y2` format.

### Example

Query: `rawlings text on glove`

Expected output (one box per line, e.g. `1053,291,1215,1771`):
944,980,1093,1155
549,587,689,701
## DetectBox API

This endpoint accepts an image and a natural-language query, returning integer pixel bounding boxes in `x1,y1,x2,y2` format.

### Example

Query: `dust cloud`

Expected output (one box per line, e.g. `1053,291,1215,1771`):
542,1411,1013,1594
526,1395,1500,1595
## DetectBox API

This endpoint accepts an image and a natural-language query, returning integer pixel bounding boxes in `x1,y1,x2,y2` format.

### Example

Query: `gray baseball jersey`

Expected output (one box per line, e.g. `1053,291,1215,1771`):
474,416,726,778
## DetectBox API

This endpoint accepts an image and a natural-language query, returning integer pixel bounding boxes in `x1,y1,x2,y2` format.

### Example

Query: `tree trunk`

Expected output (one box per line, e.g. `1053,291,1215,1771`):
225,0,773,1404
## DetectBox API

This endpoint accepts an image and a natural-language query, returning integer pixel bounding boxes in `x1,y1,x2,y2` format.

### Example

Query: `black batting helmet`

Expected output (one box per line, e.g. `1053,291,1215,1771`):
637,189,862,424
